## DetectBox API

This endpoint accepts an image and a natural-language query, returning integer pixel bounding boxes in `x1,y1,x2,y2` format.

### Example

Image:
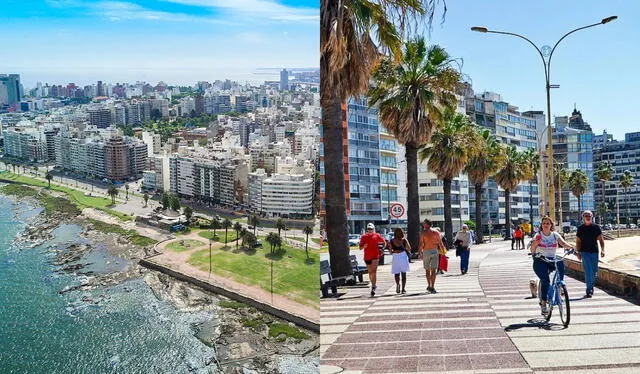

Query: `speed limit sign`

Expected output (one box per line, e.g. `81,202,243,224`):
390,203,405,218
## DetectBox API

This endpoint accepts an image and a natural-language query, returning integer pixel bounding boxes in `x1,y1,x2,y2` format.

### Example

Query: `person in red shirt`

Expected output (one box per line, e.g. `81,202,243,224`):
360,223,387,297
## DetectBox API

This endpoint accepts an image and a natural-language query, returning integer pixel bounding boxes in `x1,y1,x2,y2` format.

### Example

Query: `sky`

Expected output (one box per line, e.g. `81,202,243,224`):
0,0,318,87
425,0,639,141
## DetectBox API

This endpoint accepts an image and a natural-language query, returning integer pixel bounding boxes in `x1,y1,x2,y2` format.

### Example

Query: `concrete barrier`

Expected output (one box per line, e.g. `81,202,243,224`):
564,258,640,304
139,258,319,333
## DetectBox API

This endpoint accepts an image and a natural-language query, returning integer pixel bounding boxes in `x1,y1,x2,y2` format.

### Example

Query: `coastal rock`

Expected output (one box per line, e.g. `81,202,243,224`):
227,342,254,360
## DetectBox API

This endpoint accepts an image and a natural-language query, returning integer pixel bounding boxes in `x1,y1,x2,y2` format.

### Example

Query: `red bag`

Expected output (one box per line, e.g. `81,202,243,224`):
438,255,448,272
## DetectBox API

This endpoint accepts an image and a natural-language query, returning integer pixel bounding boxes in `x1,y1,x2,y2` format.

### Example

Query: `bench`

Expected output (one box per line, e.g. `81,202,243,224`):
320,260,349,298
349,255,367,283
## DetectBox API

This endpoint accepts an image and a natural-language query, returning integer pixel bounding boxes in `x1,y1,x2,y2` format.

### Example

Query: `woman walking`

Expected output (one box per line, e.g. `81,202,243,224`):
454,224,472,274
389,227,411,294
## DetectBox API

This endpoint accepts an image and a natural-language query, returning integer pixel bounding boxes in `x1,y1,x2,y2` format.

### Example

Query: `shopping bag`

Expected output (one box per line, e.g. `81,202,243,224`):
438,255,448,272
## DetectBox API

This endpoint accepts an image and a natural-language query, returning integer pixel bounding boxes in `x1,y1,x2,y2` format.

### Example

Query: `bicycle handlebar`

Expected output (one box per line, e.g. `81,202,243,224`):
529,248,576,262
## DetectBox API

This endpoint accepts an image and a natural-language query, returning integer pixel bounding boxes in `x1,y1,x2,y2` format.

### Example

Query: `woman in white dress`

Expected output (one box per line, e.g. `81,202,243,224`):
389,227,411,294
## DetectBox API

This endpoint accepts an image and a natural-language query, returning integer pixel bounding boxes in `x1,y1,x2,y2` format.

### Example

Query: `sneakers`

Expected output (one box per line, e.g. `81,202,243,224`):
370,285,377,297
396,284,401,294
401,289,406,294
585,293,592,298
426,287,437,294
541,305,550,315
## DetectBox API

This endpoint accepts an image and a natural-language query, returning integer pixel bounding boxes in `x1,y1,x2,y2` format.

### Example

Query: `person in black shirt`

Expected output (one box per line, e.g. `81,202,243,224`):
575,210,605,297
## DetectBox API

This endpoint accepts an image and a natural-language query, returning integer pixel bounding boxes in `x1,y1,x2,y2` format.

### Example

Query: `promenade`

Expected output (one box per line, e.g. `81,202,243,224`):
320,239,640,373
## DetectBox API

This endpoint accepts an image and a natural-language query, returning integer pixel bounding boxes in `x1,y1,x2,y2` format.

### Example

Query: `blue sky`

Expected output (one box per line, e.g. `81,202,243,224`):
426,0,639,140
0,0,318,87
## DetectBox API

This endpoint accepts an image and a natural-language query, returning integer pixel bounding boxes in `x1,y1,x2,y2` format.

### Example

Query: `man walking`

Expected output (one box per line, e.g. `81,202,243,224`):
360,223,386,297
419,219,446,293
576,210,605,298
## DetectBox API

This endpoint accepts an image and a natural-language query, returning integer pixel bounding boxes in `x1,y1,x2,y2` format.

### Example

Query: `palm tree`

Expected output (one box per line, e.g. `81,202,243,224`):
303,225,313,259
233,222,242,250
619,169,634,226
222,218,232,246
494,146,530,233
321,0,440,277
45,171,53,188
595,161,614,224
125,183,129,200
244,232,257,250
143,193,149,207
419,110,477,246
33,166,39,177
568,169,588,215
107,185,118,205
210,219,220,240
250,214,259,236
240,227,248,248
368,37,461,252
275,218,286,238
554,163,569,219
464,128,506,243
266,232,277,254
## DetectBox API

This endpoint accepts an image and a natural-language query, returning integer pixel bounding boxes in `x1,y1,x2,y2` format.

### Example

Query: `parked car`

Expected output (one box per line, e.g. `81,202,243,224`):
603,223,613,231
348,234,360,247
629,223,637,229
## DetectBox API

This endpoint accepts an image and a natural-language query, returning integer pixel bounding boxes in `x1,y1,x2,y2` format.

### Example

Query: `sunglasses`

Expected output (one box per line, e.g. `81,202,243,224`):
583,215,592,218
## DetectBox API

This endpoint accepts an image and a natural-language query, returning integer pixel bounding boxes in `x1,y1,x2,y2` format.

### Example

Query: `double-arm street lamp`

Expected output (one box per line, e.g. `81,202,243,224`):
471,16,617,224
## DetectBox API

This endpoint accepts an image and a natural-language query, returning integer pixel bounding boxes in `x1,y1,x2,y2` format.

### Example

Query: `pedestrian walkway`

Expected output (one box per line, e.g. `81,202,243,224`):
320,241,640,373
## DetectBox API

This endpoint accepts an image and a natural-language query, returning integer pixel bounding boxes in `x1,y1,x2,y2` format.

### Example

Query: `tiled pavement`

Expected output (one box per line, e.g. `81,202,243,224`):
321,242,640,373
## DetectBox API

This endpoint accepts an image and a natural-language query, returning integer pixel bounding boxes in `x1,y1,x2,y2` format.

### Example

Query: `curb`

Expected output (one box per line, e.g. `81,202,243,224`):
564,258,640,304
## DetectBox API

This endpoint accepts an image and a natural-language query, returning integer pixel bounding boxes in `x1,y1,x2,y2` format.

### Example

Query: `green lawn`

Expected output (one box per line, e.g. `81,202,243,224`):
87,218,157,247
198,230,238,244
188,237,319,309
0,172,131,221
166,239,206,252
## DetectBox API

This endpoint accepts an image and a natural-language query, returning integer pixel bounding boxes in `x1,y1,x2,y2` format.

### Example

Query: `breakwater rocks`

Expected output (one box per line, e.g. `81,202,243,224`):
145,272,319,373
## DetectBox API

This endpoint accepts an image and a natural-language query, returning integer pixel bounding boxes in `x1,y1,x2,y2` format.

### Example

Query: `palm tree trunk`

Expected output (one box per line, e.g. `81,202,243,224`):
443,178,453,248
504,189,511,233
305,234,309,259
626,189,630,225
529,180,534,235
405,142,420,254
322,93,351,277
475,183,483,244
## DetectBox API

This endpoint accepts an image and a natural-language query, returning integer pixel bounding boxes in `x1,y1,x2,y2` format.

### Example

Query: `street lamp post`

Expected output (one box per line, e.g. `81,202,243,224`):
472,16,617,225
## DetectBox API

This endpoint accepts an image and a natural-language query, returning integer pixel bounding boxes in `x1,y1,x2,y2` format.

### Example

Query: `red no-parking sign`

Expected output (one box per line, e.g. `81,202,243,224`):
390,203,405,218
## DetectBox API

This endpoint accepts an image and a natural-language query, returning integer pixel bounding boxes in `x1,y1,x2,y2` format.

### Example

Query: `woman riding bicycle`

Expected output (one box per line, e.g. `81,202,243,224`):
529,216,575,315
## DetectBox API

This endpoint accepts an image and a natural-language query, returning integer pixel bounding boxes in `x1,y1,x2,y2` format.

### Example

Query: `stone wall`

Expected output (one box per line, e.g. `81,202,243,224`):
564,258,640,304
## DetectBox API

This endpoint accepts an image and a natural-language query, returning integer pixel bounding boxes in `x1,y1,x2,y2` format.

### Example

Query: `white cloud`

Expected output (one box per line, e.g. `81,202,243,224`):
160,0,318,24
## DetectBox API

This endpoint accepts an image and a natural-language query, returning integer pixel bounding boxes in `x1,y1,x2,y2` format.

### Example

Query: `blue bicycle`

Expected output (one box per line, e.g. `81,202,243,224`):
531,249,575,327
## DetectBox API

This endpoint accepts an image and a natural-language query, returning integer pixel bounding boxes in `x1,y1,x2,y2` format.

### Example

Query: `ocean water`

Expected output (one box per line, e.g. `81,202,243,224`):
0,195,217,374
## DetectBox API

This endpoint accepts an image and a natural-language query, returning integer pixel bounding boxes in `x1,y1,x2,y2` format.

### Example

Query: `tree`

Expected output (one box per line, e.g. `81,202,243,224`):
494,146,530,233
33,166,39,177
125,183,129,200
303,225,313,259
244,232,257,250
419,110,477,247
619,169,634,225
183,206,193,223
170,195,180,211
568,169,588,215
210,219,221,240
464,128,506,243
161,192,170,210
143,193,149,207
107,185,119,205
595,161,614,224
266,232,278,254
45,171,53,188
369,37,461,254
597,202,610,223
222,218,232,246
250,214,259,236
275,218,286,237
240,227,248,247
321,0,441,277
233,222,242,250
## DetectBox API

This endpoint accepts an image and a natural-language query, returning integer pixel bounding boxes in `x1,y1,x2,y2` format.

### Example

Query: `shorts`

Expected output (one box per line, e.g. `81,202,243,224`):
422,249,439,270
364,258,379,265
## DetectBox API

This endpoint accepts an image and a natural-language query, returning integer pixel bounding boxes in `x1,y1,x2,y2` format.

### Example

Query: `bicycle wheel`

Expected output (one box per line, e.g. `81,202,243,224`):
558,284,570,327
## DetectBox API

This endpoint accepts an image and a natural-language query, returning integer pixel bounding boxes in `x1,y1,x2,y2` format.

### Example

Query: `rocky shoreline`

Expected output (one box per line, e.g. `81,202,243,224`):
7,190,319,373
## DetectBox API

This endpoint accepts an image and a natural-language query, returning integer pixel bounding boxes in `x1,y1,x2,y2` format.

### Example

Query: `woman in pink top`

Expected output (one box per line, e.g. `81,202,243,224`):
529,216,575,315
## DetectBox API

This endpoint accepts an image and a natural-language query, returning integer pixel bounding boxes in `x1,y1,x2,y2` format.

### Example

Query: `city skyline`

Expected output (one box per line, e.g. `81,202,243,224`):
0,0,319,87
425,0,638,140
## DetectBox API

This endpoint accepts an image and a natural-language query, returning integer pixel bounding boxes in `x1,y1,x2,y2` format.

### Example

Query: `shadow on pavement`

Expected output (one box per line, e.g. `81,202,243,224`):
504,318,567,332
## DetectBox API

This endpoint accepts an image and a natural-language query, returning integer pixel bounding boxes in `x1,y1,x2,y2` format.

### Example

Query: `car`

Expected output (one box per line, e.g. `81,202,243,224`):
348,234,360,247
603,223,613,231
630,224,638,229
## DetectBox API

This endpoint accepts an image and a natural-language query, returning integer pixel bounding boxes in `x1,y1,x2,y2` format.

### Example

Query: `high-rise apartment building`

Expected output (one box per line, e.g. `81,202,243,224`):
88,107,112,129
105,136,130,181
0,74,21,108
280,69,289,91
